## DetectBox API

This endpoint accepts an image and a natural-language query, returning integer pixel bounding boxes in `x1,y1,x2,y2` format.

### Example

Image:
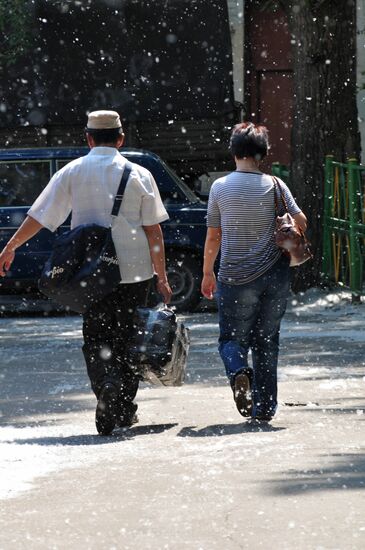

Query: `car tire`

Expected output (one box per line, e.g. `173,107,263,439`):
166,251,202,312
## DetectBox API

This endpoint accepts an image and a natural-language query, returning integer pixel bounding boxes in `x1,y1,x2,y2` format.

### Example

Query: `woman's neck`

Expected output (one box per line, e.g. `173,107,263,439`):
235,158,262,173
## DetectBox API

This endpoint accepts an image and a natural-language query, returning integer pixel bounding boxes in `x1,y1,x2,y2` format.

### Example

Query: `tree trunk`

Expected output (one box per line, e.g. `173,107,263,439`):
284,0,361,290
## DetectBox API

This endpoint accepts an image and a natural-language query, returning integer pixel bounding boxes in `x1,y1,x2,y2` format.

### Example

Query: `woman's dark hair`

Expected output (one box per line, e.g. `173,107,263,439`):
229,122,269,160
85,127,123,145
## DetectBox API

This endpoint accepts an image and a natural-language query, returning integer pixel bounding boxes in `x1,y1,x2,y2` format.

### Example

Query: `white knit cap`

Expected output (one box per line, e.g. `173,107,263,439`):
86,110,122,130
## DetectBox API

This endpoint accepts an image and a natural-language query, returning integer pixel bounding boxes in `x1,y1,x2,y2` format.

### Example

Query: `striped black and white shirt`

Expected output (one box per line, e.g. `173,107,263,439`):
207,171,301,285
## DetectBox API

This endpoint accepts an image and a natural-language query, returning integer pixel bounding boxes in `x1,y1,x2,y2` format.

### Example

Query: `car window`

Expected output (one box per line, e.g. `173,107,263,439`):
159,160,200,203
56,159,73,171
0,161,52,206
0,152,200,207
127,155,198,204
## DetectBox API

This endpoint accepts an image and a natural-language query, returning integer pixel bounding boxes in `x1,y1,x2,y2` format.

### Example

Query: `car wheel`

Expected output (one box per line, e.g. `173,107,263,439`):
166,251,202,312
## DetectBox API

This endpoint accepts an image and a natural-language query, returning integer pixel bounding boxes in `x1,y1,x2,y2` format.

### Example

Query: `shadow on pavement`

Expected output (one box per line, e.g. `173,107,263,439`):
5,423,179,446
282,402,365,416
0,391,93,427
264,452,365,495
177,422,286,437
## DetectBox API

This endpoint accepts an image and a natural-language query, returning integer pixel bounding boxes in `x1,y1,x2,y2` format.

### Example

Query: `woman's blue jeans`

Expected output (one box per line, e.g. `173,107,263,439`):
217,255,290,418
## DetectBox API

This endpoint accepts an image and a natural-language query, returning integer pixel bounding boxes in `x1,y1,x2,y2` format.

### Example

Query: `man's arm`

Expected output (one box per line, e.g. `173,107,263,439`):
0,216,44,276
143,223,172,304
201,227,222,300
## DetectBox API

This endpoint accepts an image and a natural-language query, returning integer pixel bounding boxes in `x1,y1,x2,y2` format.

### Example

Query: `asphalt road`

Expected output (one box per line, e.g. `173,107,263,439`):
0,291,364,550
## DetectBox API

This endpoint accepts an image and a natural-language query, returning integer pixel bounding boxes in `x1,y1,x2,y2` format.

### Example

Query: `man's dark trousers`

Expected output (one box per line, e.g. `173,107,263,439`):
82,279,153,413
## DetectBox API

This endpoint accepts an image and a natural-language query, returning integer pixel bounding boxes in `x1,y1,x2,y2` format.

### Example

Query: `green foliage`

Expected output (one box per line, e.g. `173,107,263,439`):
0,0,32,67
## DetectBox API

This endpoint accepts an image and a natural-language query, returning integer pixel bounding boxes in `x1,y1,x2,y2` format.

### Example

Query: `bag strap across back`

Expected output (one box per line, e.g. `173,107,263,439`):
273,176,307,240
111,161,133,217
272,176,289,214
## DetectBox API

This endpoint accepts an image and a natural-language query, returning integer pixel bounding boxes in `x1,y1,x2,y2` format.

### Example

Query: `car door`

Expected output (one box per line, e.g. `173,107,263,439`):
0,157,57,289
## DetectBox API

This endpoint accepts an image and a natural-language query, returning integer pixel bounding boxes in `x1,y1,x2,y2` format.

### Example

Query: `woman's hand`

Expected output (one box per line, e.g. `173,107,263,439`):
201,227,221,300
201,272,217,300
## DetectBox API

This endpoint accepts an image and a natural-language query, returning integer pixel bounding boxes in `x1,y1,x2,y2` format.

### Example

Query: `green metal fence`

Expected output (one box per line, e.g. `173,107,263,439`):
323,156,365,296
271,162,289,181
272,158,365,296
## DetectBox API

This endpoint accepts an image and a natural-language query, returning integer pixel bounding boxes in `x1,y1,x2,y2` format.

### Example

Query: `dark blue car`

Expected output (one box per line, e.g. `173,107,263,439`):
0,147,208,311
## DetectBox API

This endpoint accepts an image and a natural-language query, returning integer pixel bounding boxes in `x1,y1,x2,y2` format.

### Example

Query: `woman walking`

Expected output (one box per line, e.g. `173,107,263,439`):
201,122,307,421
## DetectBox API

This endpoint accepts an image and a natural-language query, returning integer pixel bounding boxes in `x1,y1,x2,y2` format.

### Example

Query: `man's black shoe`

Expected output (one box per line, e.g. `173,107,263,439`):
253,414,273,422
233,372,252,417
116,403,139,428
95,383,118,436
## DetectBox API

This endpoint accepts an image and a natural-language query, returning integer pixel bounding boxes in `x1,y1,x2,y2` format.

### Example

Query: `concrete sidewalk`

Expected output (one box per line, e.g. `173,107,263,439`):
0,290,364,549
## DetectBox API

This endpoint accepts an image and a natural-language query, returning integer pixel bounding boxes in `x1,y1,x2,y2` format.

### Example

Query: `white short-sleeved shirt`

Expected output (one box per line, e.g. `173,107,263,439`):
28,147,169,283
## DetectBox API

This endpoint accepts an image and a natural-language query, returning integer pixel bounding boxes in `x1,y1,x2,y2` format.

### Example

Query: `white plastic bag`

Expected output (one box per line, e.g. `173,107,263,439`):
128,304,190,386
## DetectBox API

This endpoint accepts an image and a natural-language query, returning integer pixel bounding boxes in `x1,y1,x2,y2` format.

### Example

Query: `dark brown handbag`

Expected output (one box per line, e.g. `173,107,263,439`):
273,176,312,267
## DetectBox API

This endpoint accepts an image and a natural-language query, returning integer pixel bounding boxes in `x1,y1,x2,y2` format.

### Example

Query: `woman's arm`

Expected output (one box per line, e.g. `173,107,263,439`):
293,211,307,232
201,227,222,300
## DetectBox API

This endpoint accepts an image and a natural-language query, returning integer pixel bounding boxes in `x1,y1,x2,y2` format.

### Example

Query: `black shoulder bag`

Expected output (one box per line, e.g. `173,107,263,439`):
38,162,132,313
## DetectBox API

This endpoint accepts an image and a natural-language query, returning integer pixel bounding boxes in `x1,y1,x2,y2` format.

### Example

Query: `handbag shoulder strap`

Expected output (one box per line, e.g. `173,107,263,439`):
111,161,133,217
272,175,289,214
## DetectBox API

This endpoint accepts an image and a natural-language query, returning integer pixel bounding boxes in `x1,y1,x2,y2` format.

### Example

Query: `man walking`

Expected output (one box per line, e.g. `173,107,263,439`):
0,110,172,435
